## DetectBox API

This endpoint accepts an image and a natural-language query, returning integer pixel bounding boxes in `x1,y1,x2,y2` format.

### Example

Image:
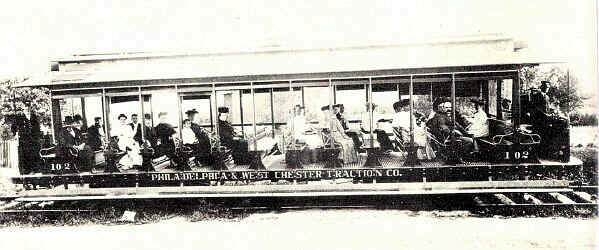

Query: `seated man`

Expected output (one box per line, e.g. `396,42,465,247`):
59,116,94,170
392,99,435,160
359,103,394,152
427,100,474,160
87,117,105,151
134,114,156,148
154,112,187,170
218,107,250,165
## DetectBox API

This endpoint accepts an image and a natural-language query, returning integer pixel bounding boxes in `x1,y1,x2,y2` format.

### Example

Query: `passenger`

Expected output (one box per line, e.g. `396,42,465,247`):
360,103,394,152
427,97,449,122
182,119,197,144
60,116,94,170
134,114,155,148
427,101,474,158
333,104,362,151
73,114,85,134
218,107,250,164
186,109,213,165
154,112,186,170
111,113,142,169
322,105,358,164
392,99,434,160
87,117,105,151
129,114,141,133
465,98,489,139
288,105,307,143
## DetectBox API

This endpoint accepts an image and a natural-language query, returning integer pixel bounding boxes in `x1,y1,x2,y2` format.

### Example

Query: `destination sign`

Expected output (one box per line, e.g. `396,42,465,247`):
147,169,411,182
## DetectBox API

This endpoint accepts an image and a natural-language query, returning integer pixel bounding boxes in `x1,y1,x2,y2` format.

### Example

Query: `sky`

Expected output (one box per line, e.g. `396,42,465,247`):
0,0,597,111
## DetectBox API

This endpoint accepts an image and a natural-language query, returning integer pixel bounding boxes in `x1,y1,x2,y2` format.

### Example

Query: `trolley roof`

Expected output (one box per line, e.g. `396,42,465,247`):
17,34,558,89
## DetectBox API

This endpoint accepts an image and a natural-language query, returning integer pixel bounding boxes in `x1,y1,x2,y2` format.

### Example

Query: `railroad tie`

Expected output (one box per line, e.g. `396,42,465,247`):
572,192,595,204
522,193,544,205
0,201,22,211
548,192,576,204
493,194,516,205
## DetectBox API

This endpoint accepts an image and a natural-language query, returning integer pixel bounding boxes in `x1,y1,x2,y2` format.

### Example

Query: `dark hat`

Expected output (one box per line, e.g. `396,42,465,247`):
63,116,74,126
118,114,127,120
332,104,343,108
218,107,229,113
94,117,102,121
469,98,486,105
393,99,410,110
540,81,550,89
185,109,199,115
144,113,152,119
73,114,82,122
320,105,330,111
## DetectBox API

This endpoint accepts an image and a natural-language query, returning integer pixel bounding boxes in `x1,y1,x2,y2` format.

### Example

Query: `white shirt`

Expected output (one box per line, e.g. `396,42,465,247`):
111,123,136,151
467,108,489,138
111,123,134,139
182,127,197,144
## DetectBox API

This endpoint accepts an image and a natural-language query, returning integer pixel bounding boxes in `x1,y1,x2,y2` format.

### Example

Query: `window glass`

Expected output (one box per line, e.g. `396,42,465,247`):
303,86,330,125
181,94,213,130
108,95,141,139
335,83,366,131
216,90,242,125
272,87,301,124
150,91,179,130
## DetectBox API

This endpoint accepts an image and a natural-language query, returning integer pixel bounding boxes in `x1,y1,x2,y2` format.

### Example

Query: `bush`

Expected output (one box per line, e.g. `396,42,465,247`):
570,113,598,126
571,146,598,185
0,122,14,141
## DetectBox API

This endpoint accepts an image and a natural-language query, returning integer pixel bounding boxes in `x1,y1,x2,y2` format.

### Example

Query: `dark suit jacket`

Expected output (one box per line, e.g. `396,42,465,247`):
191,123,211,156
427,113,452,140
218,120,236,148
134,125,155,147
87,124,104,150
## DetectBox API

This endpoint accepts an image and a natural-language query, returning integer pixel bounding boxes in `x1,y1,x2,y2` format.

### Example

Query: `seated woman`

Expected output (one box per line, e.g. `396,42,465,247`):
333,104,362,151
392,100,435,160
321,105,358,164
110,113,142,169
465,98,489,151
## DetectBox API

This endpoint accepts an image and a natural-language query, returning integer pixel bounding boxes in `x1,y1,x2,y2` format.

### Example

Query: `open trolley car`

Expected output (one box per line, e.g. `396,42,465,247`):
12,35,583,198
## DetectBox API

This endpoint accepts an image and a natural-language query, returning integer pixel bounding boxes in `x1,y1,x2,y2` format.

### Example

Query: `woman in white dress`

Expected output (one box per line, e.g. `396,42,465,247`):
111,114,142,168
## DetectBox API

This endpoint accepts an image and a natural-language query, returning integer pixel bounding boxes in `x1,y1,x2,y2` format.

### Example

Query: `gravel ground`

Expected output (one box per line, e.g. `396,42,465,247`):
0,209,596,250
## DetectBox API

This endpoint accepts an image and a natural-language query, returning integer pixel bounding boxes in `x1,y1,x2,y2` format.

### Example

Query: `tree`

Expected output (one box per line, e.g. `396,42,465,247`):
519,66,587,114
0,79,52,127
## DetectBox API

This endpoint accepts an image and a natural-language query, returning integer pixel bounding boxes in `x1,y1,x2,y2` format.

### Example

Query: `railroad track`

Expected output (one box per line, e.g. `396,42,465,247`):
0,199,95,214
0,186,596,215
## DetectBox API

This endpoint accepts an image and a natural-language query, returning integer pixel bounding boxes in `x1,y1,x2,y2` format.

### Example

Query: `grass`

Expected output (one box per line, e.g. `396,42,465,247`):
0,198,250,227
